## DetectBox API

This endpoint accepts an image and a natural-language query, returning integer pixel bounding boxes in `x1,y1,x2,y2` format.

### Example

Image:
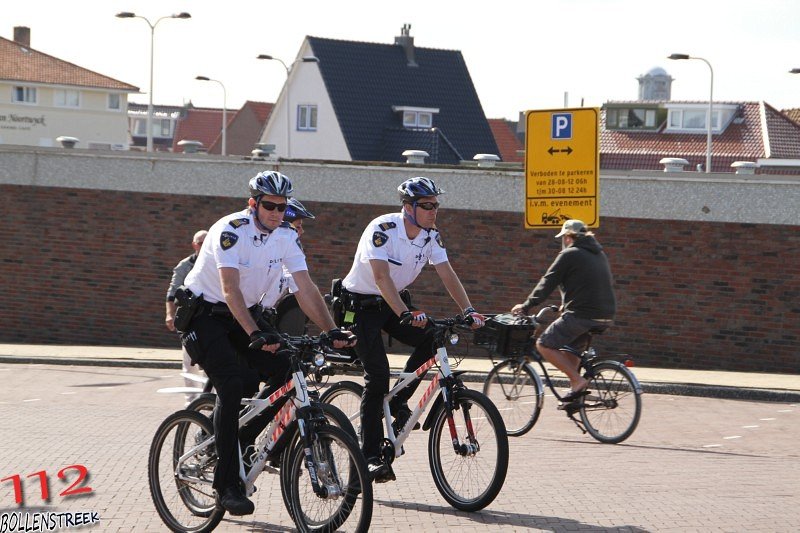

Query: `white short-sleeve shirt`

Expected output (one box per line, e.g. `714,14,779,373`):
185,208,307,307
342,211,448,295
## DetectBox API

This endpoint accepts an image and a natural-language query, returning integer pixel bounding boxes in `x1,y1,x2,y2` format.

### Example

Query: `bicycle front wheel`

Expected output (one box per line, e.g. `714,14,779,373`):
483,359,544,436
284,425,372,532
580,361,642,444
428,388,509,512
148,410,223,533
319,380,363,445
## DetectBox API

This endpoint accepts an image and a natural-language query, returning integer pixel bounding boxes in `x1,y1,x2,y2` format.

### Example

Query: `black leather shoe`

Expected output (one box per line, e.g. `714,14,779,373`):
216,486,255,516
391,404,420,434
366,458,396,484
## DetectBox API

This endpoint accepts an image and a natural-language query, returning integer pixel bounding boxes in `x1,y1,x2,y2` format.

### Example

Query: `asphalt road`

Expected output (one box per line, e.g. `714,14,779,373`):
1,363,798,532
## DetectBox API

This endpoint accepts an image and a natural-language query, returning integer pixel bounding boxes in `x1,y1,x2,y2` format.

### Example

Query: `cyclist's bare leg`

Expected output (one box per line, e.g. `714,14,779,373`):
536,340,587,392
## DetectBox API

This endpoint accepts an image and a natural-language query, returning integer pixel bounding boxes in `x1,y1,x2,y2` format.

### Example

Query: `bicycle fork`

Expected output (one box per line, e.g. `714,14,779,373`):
441,377,480,456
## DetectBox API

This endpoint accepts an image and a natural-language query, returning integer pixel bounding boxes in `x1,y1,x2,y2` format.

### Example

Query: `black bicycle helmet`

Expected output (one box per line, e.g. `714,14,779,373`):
249,171,293,198
283,198,315,222
397,176,444,202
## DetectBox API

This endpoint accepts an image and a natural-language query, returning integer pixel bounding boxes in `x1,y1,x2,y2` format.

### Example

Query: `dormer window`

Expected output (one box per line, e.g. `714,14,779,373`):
664,103,739,134
393,105,439,129
604,104,664,130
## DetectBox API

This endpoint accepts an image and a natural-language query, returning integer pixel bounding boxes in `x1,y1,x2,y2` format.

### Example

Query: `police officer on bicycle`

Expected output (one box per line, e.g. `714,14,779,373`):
340,176,485,482
179,171,355,515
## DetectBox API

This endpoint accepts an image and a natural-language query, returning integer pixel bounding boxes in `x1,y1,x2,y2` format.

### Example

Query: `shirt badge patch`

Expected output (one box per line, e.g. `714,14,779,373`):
435,233,445,248
379,221,397,231
220,231,239,250
372,231,389,247
229,218,250,229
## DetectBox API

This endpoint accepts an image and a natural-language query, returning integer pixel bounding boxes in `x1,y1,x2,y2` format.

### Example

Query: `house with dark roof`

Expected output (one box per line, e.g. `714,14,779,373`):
0,26,138,149
257,26,499,163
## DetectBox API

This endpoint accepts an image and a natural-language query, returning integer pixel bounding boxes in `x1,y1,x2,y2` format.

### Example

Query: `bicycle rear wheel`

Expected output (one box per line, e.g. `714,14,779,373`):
319,380,363,444
283,425,372,532
148,410,223,533
186,392,217,419
428,388,509,512
483,359,543,436
580,361,642,444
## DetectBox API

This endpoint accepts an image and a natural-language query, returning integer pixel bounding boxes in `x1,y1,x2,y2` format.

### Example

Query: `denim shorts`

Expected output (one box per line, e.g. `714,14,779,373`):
537,313,611,355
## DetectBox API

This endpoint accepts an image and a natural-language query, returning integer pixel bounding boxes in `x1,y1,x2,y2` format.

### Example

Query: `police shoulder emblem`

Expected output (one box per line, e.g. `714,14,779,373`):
220,231,239,250
435,233,445,248
372,231,389,247
228,218,249,229
378,221,397,231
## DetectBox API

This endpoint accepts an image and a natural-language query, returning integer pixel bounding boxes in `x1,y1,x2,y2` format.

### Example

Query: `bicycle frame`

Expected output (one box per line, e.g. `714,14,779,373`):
382,345,459,459
174,358,318,498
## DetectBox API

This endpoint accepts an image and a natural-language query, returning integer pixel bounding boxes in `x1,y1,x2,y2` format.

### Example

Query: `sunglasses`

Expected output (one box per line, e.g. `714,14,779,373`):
416,201,440,211
259,201,288,212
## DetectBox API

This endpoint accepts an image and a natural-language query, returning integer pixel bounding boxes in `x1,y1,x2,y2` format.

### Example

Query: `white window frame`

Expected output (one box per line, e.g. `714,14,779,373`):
392,105,439,129
665,104,730,133
107,93,121,111
54,89,80,108
297,104,317,131
12,86,37,104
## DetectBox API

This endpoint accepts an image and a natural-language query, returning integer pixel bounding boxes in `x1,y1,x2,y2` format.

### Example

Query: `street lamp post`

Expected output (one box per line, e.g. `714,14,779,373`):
256,54,319,158
668,53,714,173
195,76,227,155
790,68,800,74
116,11,191,153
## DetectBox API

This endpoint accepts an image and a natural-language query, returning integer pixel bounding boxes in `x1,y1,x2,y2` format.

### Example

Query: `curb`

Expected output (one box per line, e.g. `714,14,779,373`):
3,355,799,403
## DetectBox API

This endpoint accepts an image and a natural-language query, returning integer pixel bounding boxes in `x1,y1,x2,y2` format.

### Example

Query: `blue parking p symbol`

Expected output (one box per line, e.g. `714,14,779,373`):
551,113,572,140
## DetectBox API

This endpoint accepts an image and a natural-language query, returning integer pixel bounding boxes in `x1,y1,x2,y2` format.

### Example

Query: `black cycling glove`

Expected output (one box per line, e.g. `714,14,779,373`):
321,328,356,347
249,330,282,350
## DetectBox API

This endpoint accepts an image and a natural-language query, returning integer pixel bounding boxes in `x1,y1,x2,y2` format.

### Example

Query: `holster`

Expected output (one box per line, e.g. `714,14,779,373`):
173,286,204,333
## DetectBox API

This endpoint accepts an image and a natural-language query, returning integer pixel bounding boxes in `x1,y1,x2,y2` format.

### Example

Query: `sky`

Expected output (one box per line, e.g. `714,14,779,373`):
5,0,800,120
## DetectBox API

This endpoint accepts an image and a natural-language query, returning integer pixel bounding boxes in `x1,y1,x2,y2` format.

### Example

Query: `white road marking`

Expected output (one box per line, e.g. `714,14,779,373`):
777,409,792,413
759,418,776,421
742,425,759,428
723,435,742,440
702,444,722,448
61,391,77,395
23,398,41,402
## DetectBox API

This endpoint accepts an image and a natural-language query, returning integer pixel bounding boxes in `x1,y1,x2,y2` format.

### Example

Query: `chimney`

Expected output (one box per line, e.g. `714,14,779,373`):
14,26,31,47
395,24,417,67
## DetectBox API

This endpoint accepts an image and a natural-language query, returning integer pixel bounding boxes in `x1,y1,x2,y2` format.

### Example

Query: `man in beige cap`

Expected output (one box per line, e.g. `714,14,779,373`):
512,219,616,402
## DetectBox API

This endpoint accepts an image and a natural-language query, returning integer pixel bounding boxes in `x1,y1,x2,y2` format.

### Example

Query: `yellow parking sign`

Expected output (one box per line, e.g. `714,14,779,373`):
524,108,599,229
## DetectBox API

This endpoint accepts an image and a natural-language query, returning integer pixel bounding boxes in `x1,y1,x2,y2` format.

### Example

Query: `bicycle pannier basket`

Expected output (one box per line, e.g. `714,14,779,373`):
475,313,537,357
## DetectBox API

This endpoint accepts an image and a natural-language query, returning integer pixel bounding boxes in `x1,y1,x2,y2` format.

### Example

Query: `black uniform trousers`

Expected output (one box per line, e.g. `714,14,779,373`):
351,305,435,460
183,309,289,491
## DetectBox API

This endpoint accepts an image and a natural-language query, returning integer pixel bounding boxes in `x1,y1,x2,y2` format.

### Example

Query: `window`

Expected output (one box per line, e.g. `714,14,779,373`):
108,93,121,110
402,110,433,128
666,108,721,131
392,106,439,129
13,86,37,104
604,106,662,130
54,89,80,108
160,119,171,137
297,105,317,131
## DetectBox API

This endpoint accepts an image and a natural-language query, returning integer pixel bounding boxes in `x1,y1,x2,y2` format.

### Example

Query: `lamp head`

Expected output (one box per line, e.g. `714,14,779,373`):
790,68,800,74
195,76,210,81
301,56,320,63
256,54,275,61
173,12,191,19
115,12,135,18
668,53,691,60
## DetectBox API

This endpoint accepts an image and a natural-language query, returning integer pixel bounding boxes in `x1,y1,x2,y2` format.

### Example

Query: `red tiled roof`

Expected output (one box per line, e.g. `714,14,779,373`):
0,36,138,91
488,119,524,163
172,108,226,152
600,101,800,172
207,101,273,156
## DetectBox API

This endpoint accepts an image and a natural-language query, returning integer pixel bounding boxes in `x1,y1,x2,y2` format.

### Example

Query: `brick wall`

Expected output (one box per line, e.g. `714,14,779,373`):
1,183,797,373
